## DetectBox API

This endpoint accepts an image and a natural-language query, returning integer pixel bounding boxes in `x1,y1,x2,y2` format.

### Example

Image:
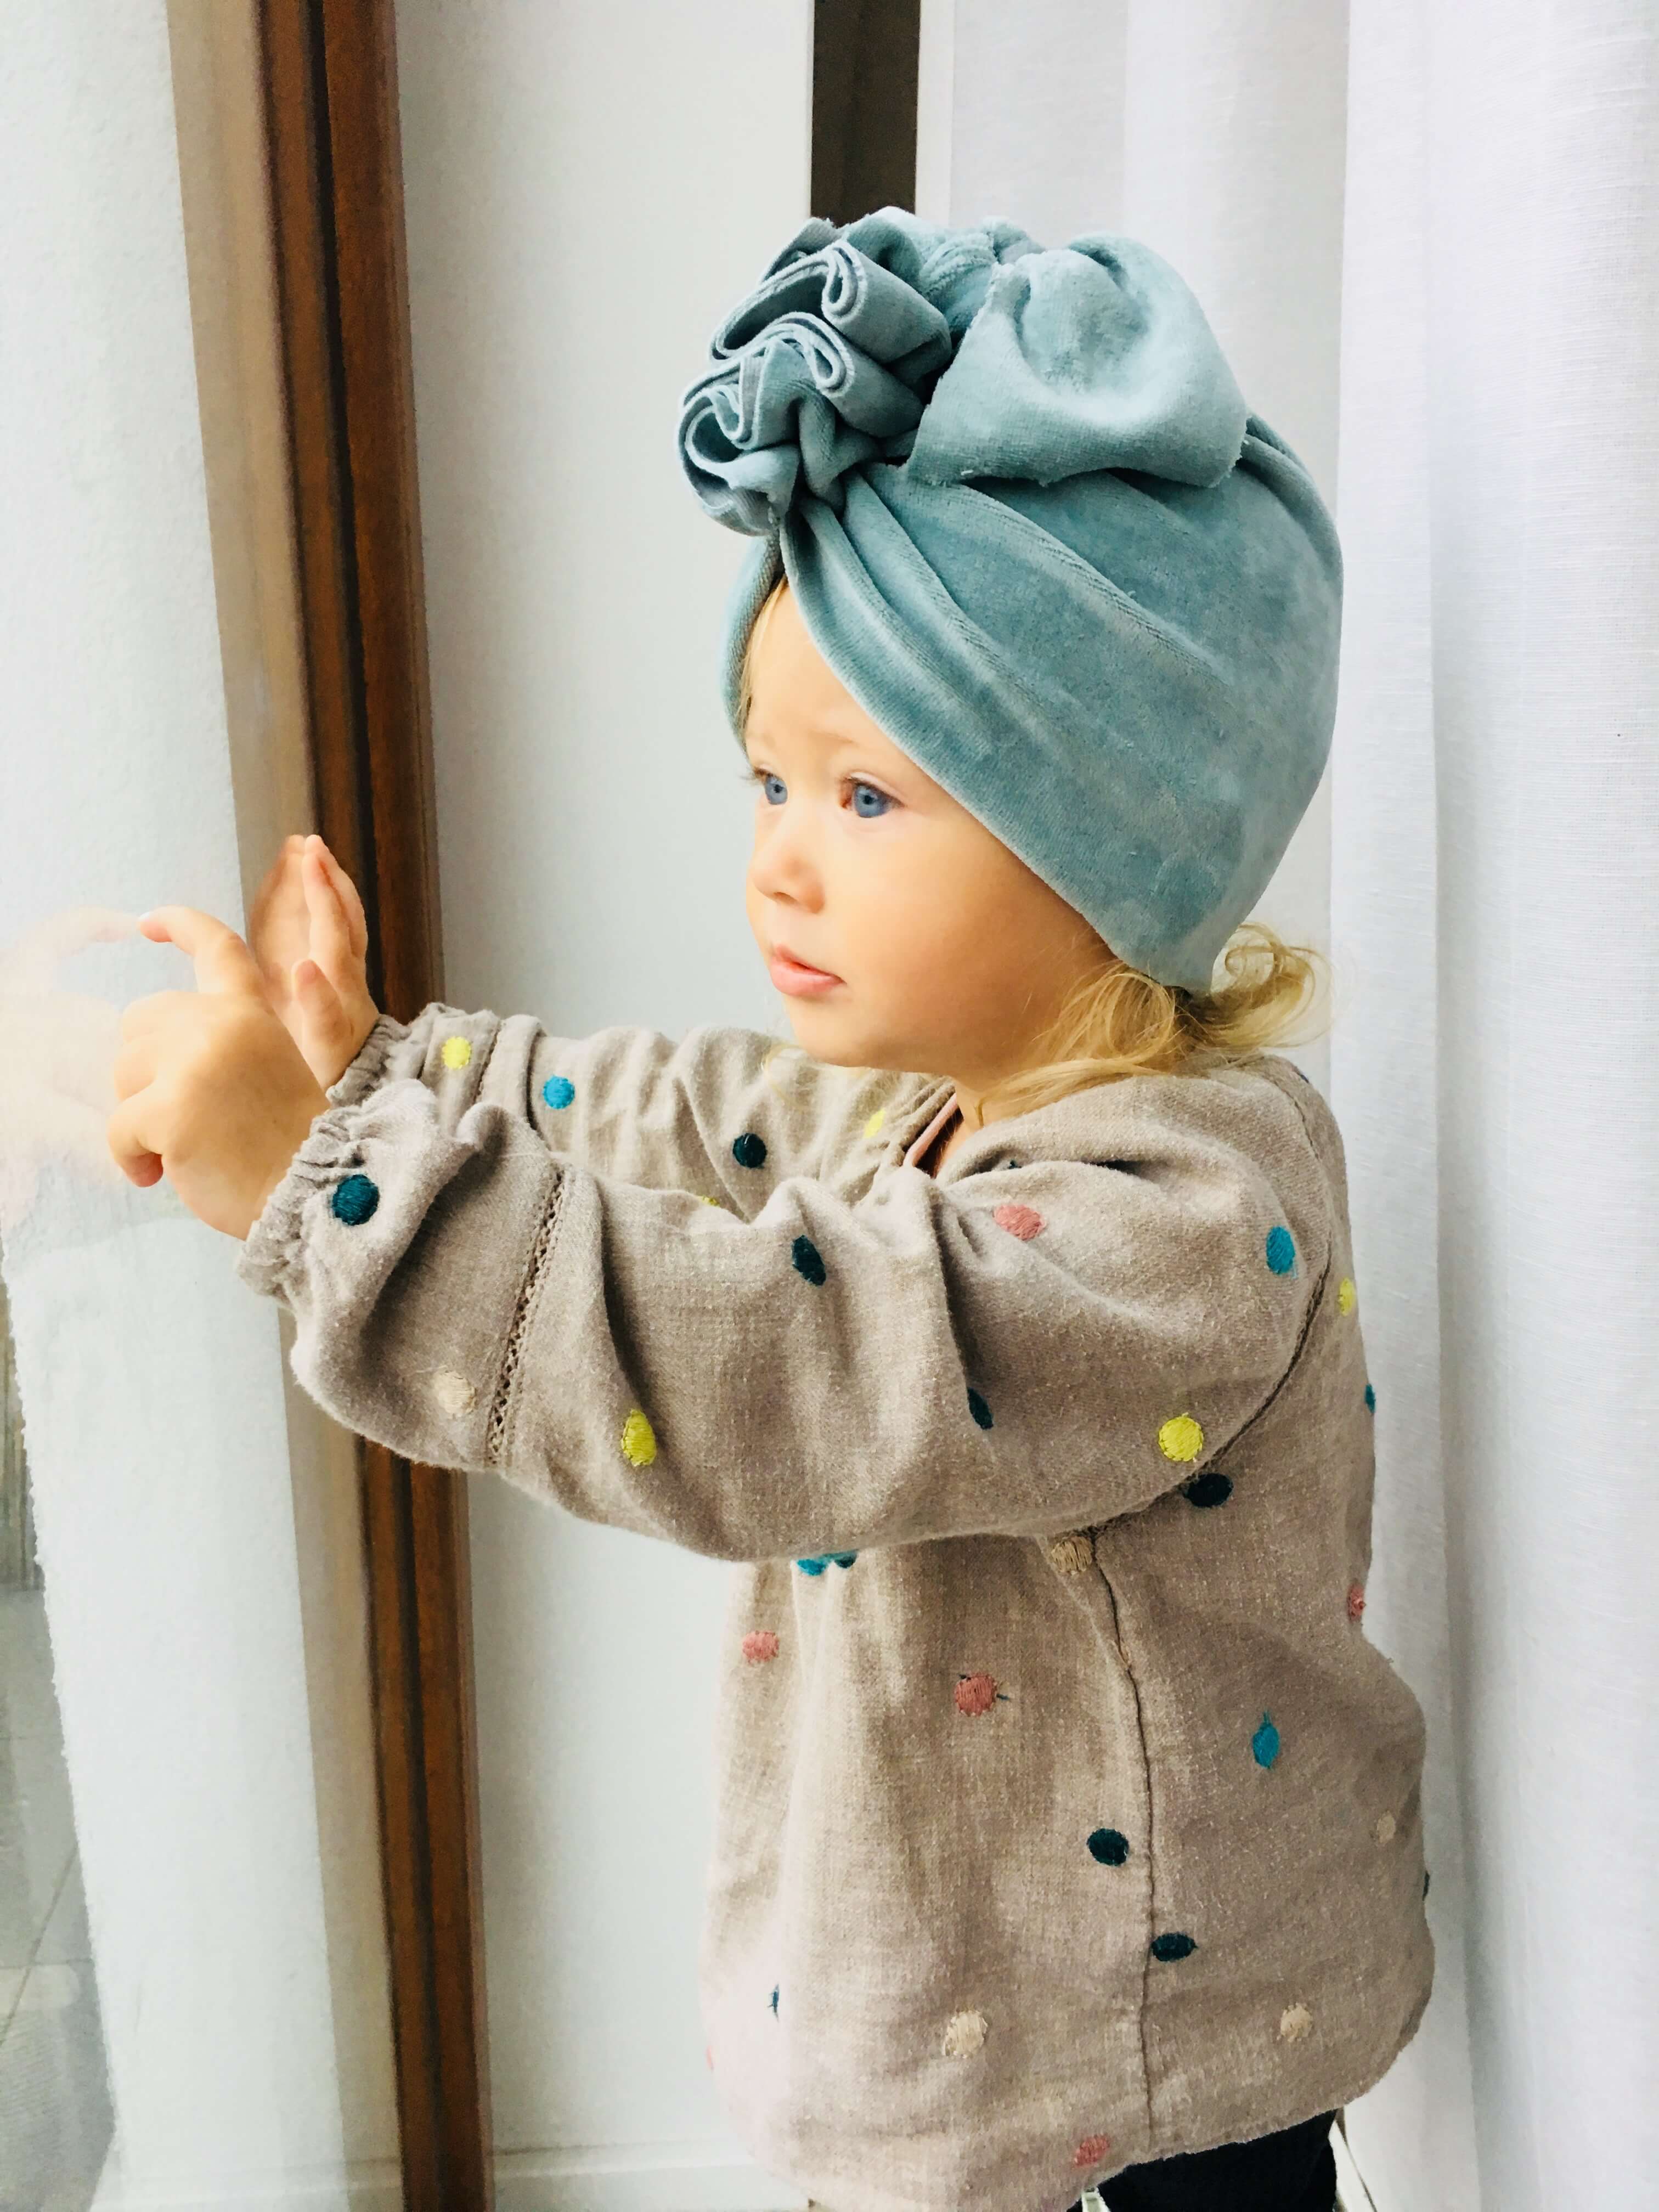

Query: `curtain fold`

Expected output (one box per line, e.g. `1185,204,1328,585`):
1332,1,1659,2205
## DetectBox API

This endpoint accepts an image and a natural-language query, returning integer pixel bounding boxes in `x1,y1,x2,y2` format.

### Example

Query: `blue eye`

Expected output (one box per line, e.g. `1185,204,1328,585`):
760,772,787,806
850,781,893,818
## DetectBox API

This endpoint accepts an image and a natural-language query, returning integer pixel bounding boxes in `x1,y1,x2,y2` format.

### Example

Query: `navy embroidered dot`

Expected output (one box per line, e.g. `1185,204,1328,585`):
1087,1827,1130,1865
1423,1868,1431,1899
1150,1932,1197,1962
967,1388,994,1430
1265,1224,1296,1274
331,1173,379,1224
1364,1383,1377,1412
1182,1471,1233,1509
769,1985,780,2015
792,1234,827,1285
732,1131,768,1169
541,1075,575,1110
1252,1712,1281,1768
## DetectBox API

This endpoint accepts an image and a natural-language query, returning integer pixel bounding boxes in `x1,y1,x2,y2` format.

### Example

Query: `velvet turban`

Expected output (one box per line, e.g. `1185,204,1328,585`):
676,206,1341,992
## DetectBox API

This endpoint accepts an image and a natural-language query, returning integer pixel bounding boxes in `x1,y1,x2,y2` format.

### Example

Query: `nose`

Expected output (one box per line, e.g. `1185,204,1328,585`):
749,793,823,910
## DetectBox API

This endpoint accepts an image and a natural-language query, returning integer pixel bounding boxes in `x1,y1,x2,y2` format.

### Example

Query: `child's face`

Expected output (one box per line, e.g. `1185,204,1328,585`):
742,582,1107,1091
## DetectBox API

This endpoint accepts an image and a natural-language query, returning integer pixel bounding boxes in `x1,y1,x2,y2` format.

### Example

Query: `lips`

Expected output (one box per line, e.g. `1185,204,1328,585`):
772,943,837,979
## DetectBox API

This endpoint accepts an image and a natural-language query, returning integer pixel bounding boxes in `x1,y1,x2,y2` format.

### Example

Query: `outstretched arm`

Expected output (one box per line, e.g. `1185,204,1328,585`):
236,1054,1325,1561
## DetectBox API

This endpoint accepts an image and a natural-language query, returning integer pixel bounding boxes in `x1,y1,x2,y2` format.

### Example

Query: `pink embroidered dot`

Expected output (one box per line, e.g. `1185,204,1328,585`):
742,1630,781,1663
992,1201,1046,1240
1347,1582,1366,1622
955,1671,999,1716
705,2042,714,2069
1073,2132,1113,2169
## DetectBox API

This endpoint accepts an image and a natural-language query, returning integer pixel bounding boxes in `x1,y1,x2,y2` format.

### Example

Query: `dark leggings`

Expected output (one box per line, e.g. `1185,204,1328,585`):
1069,2108,1340,2212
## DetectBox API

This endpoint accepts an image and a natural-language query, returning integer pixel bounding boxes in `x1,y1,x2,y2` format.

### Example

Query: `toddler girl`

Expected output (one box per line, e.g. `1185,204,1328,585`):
108,209,1432,2212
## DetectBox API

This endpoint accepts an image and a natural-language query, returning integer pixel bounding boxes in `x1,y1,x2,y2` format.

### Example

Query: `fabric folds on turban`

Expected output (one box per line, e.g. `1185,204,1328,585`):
676,206,1342,993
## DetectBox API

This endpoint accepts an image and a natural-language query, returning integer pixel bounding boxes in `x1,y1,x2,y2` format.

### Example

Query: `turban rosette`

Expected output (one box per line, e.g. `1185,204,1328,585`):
677,207,1341,992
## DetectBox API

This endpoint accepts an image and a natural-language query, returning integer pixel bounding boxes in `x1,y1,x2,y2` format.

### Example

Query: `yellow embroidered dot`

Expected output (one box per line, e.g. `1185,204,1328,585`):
620,1408,657,1466
864,1107,886,1140
440,1034,472,1070
1158,1414,1205,1464
1338,1276,1357,1314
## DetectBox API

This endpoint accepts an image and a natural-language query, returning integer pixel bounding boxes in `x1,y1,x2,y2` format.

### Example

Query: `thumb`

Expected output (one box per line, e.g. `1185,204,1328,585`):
291,960,359,1081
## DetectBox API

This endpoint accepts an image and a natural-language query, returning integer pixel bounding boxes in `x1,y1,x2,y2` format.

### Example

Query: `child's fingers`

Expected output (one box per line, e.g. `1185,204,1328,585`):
106,1093,165,1187
308,834,370,961
301,843,358,986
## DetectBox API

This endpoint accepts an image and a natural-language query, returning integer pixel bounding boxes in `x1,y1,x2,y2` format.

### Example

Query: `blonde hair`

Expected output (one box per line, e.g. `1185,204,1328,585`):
737,571,1328,1113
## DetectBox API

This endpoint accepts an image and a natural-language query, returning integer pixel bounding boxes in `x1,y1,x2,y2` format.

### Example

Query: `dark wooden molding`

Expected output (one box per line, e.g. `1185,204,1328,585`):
811,0,921,224
256,4,491,2206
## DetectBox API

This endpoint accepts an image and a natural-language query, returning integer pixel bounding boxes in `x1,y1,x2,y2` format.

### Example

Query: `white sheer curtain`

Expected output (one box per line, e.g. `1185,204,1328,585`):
925,3,1659,2205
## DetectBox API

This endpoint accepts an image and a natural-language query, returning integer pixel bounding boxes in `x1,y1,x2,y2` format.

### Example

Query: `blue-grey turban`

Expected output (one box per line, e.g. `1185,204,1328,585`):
675,207,1342,993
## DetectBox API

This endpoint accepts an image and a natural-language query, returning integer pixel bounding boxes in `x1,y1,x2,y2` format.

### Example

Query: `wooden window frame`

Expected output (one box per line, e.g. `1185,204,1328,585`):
254,7,490,2208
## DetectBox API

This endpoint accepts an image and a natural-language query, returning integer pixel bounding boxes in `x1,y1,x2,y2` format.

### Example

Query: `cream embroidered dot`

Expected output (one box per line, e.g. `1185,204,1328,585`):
1374,1812,1396,1844
941,2009,988,2057
431,1369,476,1417
1279,2002,1313,2042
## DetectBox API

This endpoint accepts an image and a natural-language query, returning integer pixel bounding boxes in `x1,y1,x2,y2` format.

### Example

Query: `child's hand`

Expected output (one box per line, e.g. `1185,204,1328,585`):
249,832,380,1090
108,907,331,1240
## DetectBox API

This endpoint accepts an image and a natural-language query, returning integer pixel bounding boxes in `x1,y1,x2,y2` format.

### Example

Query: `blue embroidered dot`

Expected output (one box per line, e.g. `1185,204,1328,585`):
541,1075,575,1110
769,1985,779,2015
331,1173,379,1224
1087,1827,1130,1865
1252,1711,1281,1768
1265,1224,1296,1274
1182,1471,1233,1509
967,1388,994,1430
1364,1383,1377,1412
795,1556,828,1577
795,1551,857,1575
792,1234,826,1285
1150,1932,1196,1962
732,1131,768,1169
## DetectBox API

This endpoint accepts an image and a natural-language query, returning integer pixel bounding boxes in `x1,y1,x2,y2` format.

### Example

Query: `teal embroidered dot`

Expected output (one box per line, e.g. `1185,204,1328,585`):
792,1235,826,1285
1265,1225,1296,1274
1182,1471,1233,1509
795,1551,857,1575
331,1173,379,1224
732,1131,768,1169
967,1388,993,1430
1364,1383,1377,1412
1087,1827,1130,1865
795,1556,828,1577
769,1985,779,2015
1252,1711,1281,1768
541,1075,574,1109
1150,1933,1196,1962
827,1551,857,1568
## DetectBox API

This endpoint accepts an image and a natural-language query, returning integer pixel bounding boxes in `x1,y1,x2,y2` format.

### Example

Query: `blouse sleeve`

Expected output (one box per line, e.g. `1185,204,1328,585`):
238,1017,1328,1562
329,1002,926,1210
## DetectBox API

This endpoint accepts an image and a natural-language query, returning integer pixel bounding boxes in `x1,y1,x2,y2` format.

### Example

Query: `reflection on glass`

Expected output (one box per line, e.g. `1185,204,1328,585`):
0,1255,114,2209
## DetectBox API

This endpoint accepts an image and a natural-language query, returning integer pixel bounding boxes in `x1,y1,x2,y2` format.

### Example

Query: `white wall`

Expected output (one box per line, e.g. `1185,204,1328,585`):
0,8,387,2205
393,3,814,2201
